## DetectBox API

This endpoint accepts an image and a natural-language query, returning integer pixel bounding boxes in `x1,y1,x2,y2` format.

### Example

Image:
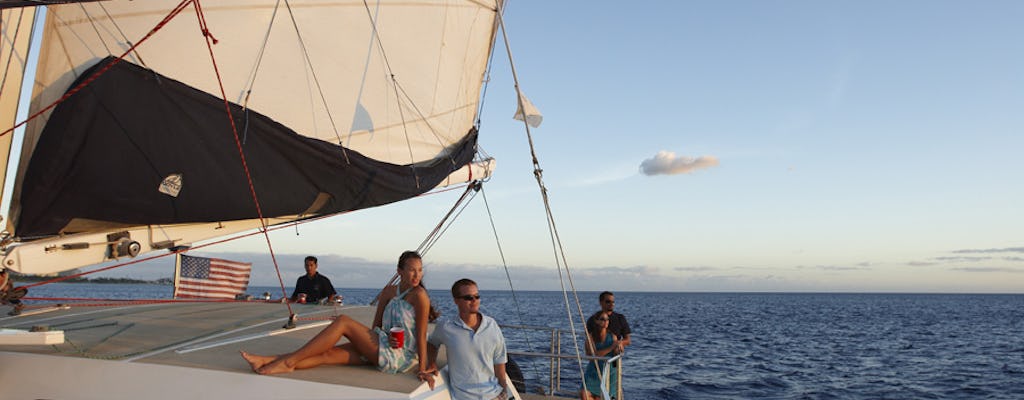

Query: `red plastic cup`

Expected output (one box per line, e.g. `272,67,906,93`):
298,293,307,304
389,327,405,349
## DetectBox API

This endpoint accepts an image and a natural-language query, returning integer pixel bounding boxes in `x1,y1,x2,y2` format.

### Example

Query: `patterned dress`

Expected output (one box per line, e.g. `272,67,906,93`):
374,285,418,373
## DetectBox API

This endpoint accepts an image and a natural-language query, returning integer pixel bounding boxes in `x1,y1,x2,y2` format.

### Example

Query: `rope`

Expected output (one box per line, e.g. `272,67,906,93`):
373,182,482,305
1,0,193,139
479,184,545,385
493,2,594,388
239,0,282,145
191,0,292,317
98,2,147,68
358,0,420,188
282,0,347,162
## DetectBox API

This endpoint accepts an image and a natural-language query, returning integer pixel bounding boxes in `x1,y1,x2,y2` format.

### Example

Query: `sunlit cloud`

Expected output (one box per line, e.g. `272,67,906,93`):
813,264,871,271
934,256,990,263
796,264,870,271
674,266,719,272
951,267,1024,273
639,151,719,176
952,247,1024,254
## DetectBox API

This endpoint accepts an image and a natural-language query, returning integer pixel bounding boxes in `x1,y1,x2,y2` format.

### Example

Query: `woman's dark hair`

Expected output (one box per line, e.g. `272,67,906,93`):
397,250,421,270
397,250,440,321
587,311,606,341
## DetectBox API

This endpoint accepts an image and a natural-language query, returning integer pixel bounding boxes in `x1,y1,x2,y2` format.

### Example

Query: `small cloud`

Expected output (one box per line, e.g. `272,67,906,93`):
674,266,718,272
907,261,938,267
639,151,719,176
814,264,870,271
934,256,990,263
856,261,874,267
951,267,1024,273
952,247,1024,254
797,264,869,271
1004,257,1024,262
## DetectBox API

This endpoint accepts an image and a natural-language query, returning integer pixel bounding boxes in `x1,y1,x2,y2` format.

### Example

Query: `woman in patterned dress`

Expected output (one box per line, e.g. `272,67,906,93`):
241,251,432,375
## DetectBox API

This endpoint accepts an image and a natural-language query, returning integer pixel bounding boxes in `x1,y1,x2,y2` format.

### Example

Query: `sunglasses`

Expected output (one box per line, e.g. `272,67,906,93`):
597,317,609,321
457,294,481,301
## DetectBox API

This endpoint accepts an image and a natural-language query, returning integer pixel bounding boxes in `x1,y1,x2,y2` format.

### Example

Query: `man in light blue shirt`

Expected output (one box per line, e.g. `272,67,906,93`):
421,278,509,400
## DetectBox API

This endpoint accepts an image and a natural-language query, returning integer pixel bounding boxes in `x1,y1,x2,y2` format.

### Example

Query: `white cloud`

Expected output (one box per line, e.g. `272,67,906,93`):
639,151,719,176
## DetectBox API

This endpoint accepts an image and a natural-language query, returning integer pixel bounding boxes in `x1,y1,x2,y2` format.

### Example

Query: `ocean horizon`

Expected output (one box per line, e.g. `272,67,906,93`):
15,283,1024,399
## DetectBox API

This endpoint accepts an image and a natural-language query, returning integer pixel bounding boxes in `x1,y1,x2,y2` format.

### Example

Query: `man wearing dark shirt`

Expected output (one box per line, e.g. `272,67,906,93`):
290,256,336,303
587,291,631,350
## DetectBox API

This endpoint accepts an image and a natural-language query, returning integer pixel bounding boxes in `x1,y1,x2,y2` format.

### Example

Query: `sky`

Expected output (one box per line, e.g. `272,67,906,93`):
8,1,1024,293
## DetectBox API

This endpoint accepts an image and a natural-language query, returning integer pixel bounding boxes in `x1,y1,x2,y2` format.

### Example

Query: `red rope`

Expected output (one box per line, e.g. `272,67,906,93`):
191,0,291,316
0,0,193,139
21,297,283,308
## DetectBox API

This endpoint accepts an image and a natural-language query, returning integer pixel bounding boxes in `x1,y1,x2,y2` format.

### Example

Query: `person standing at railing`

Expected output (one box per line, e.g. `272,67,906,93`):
579,313,620,400
587,291,631,352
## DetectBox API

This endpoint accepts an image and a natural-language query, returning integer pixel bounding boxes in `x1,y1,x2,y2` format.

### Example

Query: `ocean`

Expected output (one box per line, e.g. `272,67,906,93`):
19,283,1024,399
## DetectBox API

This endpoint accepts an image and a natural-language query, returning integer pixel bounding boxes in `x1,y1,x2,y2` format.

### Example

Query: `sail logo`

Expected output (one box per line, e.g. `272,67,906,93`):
159,174,183,197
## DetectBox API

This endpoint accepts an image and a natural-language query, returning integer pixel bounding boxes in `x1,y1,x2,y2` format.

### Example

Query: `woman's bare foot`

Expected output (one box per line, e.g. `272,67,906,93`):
255,357,296,375
240,351,276,372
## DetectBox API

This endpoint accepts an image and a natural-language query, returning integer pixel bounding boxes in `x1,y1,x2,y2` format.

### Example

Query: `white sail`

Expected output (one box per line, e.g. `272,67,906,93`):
0,6,36,219
2,0,501,275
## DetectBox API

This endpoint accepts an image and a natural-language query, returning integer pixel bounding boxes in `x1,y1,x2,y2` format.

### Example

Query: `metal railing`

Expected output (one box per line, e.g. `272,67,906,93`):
502,324,624,399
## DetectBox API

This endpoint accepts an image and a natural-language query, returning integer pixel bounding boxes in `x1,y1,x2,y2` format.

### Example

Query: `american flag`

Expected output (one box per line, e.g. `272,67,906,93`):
174,255,252,299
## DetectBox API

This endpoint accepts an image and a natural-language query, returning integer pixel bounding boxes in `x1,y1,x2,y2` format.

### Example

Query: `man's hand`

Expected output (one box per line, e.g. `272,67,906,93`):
417,366,438,390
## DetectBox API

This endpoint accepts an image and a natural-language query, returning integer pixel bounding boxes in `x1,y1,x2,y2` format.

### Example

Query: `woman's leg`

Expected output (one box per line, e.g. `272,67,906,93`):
242,315,381,374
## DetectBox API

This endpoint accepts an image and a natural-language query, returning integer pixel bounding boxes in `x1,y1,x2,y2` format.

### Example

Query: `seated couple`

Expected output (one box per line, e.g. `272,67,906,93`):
241,251,510,400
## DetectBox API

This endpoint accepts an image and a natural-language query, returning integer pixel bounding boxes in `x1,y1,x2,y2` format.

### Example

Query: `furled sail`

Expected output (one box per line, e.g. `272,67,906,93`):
2,0,500,274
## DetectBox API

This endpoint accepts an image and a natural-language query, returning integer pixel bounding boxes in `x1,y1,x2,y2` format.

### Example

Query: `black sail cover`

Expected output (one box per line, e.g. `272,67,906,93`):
15,57,477,237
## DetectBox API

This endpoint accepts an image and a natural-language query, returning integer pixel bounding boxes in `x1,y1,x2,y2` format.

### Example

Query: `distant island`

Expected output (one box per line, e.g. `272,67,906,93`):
7,270,172,285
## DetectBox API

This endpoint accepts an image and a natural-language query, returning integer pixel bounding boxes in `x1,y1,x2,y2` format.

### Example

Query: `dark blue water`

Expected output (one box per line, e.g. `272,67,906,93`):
20,284,1024,399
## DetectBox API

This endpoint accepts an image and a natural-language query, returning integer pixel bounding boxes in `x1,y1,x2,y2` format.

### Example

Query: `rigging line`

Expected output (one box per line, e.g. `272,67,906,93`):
282,0,349,163
479,184,545,384
242,0,279,97
97,2,146,67
475,0,505,129
358,0,418,187
416,181,478,254
393,81,465,167
78,3,112,56
239,0,282,145
347,0,379,149
191,0,292,317
493,3,590,384
0,8,25,97
420,185,478,253
375,181,480,305
0,0,193,139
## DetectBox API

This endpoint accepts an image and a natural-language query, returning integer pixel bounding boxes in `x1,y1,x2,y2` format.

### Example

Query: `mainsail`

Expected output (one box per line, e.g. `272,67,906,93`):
1,0,501,275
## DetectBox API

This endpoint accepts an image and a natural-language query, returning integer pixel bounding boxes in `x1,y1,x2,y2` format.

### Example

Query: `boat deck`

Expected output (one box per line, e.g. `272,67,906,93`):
0,301,559,399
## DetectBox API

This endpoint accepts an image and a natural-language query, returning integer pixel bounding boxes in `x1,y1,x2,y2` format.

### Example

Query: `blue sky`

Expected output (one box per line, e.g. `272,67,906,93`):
12,1,1024,293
